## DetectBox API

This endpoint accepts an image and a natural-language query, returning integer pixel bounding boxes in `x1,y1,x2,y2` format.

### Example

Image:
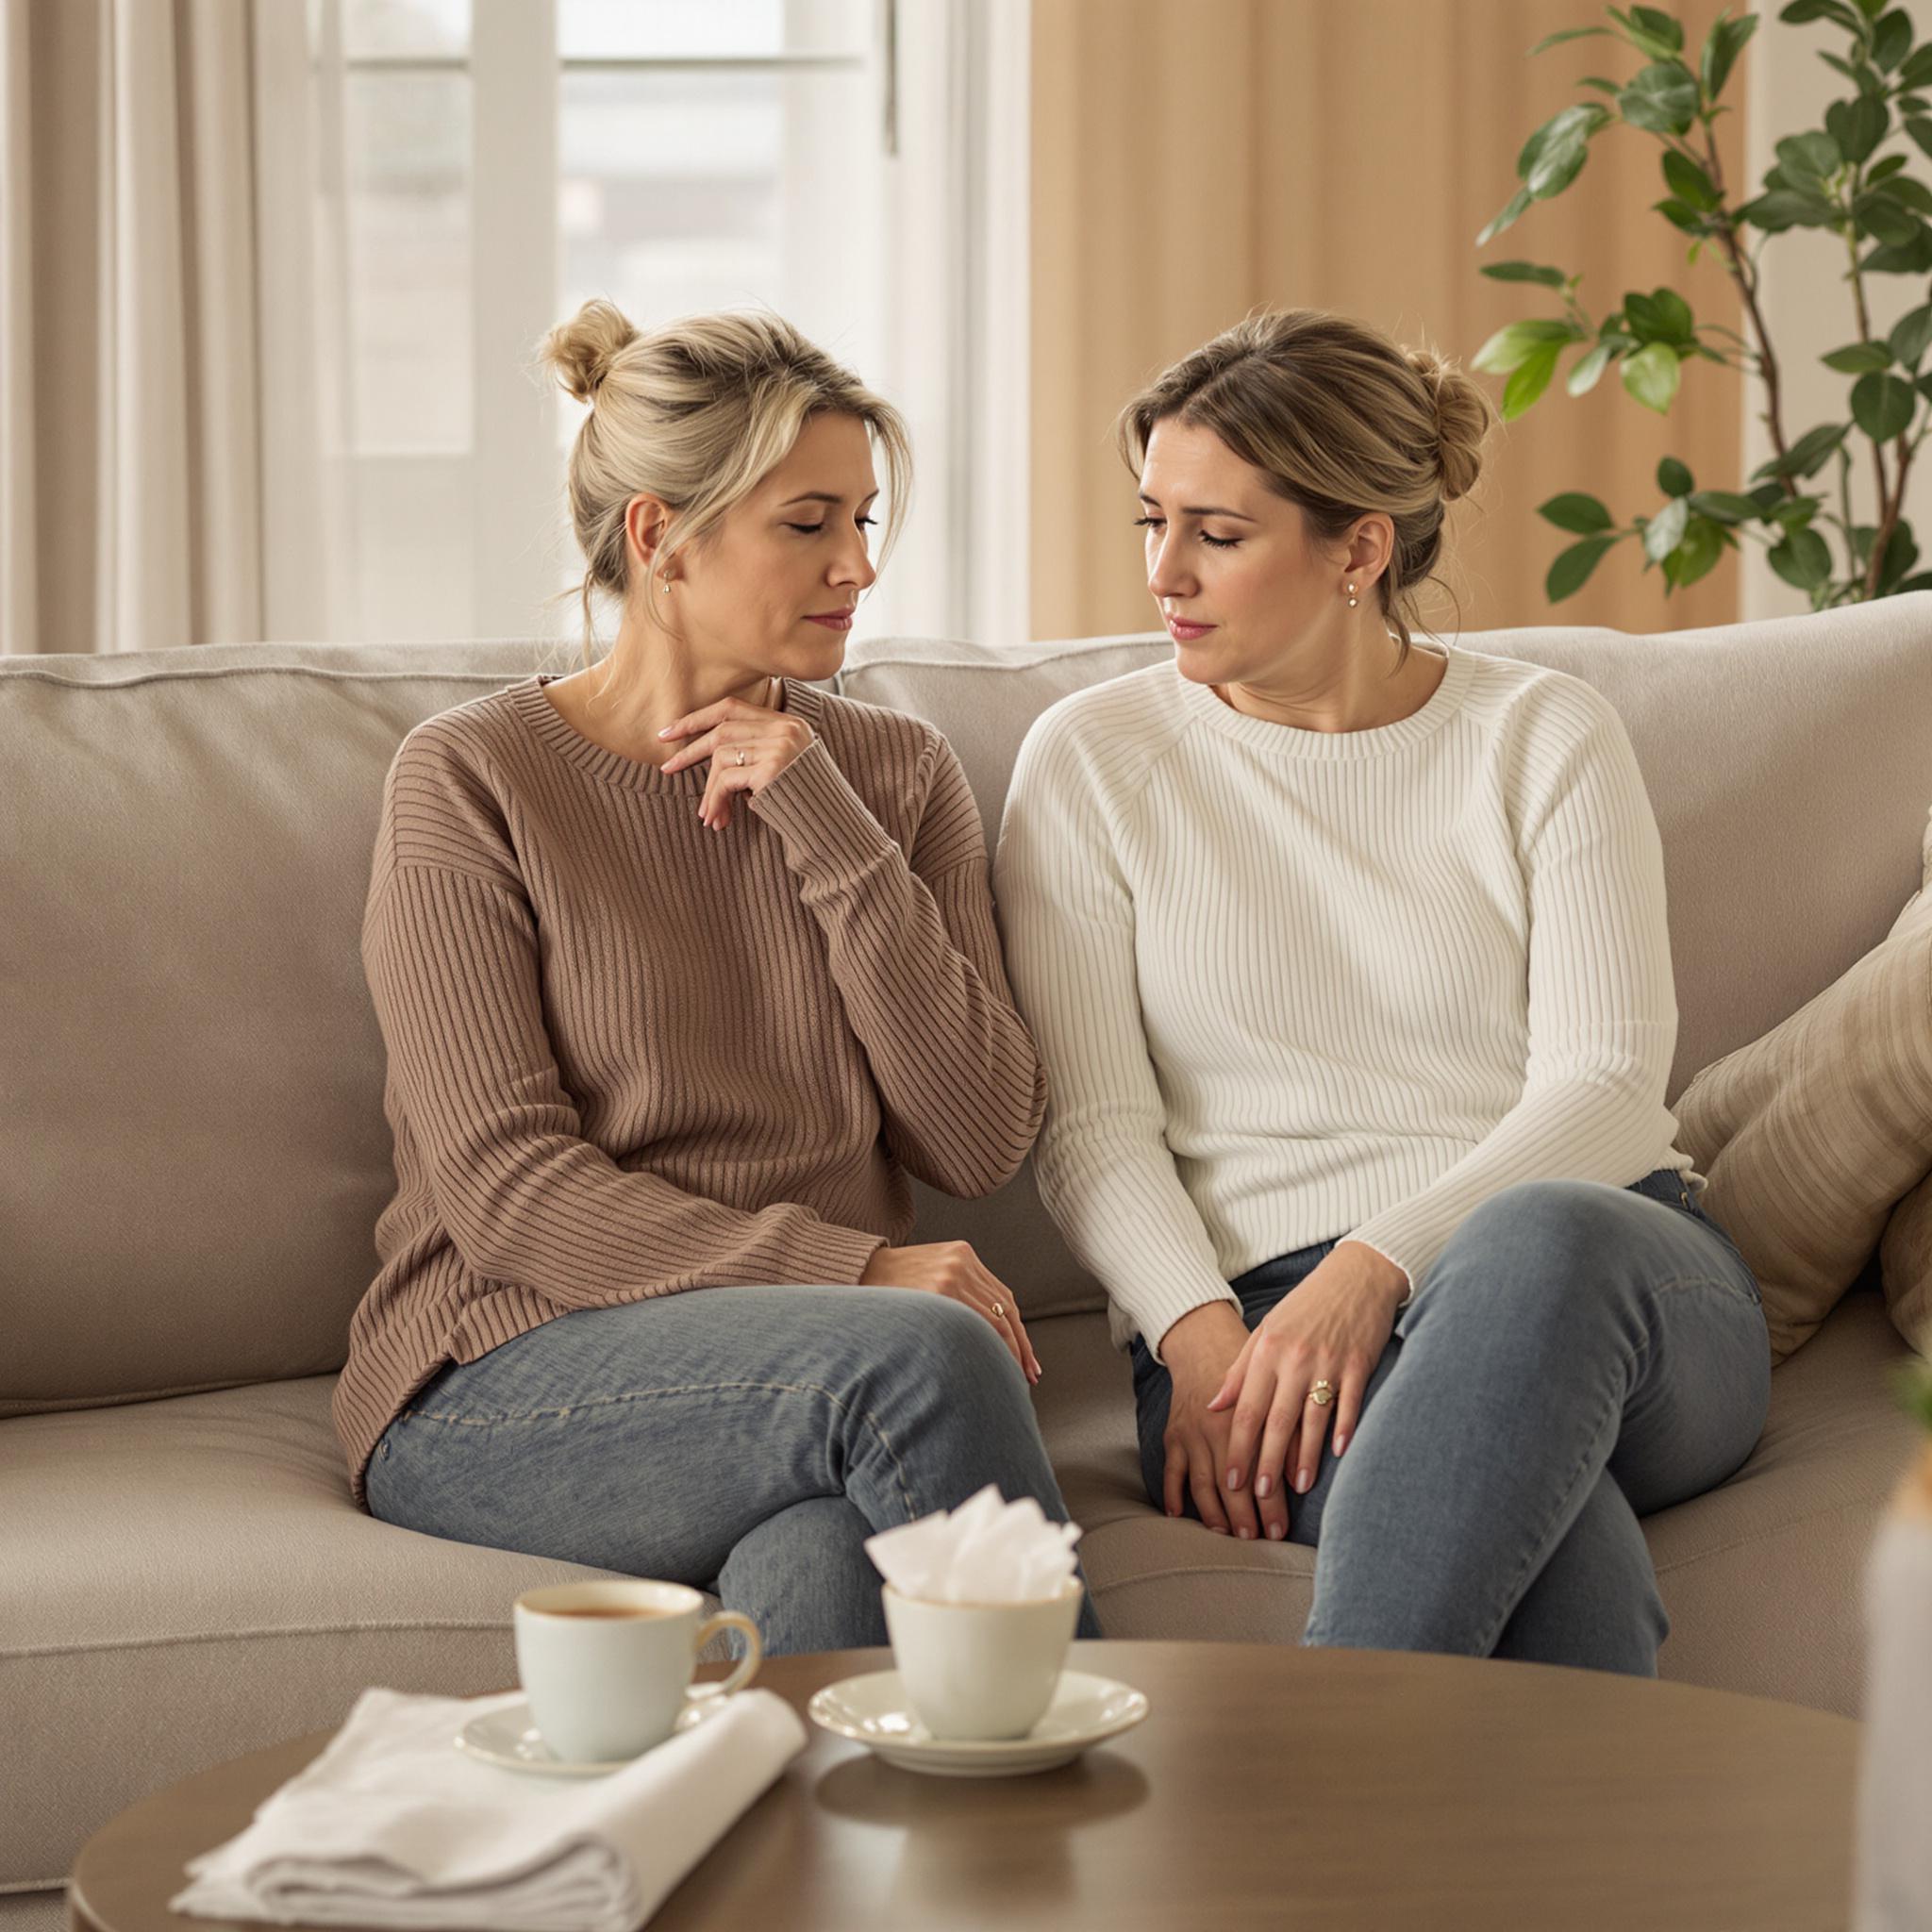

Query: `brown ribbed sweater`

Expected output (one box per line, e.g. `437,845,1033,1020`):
331,673,1047,1508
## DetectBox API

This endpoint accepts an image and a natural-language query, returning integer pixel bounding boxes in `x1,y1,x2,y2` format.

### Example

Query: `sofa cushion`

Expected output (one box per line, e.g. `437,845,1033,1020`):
1673,888,1932,1362
0,1374,636,1888
1029,1290,1923,1722
1,642,556,1415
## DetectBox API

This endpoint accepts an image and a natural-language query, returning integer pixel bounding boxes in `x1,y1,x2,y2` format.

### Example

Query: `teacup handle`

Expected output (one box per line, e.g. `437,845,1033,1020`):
690,1611,762,1700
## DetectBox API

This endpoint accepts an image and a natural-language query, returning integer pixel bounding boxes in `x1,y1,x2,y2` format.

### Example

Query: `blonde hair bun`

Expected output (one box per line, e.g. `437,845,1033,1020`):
1406,345,1489,505
541,296,639,406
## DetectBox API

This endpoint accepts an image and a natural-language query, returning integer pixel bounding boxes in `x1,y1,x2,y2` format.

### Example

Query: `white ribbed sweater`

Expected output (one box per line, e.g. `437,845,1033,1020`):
992,646,1694,1364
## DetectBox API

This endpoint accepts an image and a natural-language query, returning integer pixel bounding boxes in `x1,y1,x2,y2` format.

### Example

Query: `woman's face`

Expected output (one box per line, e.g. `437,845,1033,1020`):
635,409,881,682
1136,415,1389,691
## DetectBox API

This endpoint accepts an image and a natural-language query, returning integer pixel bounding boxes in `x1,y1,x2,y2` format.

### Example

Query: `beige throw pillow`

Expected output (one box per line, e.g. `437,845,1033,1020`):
1877,812,1932,1361
1674,882,1932,1364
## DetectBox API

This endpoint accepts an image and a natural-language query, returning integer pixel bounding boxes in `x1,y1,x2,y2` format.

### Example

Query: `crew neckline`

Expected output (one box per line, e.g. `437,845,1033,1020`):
1169,645,1474,760
509,673,818,794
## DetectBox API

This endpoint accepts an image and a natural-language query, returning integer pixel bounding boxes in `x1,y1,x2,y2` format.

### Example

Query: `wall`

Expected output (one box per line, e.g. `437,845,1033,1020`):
1030,0,1751,641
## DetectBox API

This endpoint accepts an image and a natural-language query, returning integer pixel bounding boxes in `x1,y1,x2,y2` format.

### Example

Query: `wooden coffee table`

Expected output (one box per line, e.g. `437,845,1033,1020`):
70,1639,1859,1931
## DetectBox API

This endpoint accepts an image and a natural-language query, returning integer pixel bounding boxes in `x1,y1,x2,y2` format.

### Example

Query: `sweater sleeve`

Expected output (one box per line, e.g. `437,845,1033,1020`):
747,731,1046,1198
363,858,888,1304
993,716,1241,1365
1342,686,1681,1298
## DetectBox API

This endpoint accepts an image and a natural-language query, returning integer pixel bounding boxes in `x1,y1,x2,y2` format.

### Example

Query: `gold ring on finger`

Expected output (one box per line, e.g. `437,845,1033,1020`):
1307,1378,1335,1406
735,748,747,767
991,1301,1006,1317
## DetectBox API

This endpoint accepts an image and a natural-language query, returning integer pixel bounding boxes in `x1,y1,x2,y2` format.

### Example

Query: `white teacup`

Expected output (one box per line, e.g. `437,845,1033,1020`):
513,1580,760,1763
881,1578,1083,1740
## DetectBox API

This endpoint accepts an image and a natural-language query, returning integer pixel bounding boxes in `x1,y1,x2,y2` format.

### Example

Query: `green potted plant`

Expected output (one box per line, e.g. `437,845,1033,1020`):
1471,1,1932,608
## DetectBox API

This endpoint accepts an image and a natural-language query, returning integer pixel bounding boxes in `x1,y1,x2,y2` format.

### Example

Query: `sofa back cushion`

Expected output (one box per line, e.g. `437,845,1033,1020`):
6,596,1929,1413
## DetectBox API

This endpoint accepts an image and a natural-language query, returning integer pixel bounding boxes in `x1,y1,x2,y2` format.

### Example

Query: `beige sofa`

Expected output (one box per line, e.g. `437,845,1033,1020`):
7,601,1930,1924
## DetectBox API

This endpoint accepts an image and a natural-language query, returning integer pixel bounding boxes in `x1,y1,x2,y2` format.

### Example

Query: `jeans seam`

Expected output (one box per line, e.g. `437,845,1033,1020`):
397,1378,920,1523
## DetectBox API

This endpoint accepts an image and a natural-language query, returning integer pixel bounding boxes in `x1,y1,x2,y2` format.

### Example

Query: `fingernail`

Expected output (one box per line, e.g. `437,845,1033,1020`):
658,724,674,737
1225,1466,1241,1491
1255,1474,1272,1499
1335,1432,1349,1454
1238,1526,1253,1541
1267,1522,1284,1540
1295,1468,1311,1494
1209,1524,1227,1535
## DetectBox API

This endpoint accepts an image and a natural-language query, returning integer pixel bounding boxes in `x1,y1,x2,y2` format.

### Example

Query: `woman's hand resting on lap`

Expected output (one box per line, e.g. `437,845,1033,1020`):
1157,1302,1285,1540
1203,1241,1408,1520
860,1242,1041,1386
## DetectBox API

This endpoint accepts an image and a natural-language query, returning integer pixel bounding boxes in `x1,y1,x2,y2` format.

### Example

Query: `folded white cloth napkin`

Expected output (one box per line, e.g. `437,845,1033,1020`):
168,1685,807,1932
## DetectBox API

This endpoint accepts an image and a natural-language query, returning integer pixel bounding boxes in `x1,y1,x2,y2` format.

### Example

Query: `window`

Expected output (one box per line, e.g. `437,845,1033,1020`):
258,0,1029,652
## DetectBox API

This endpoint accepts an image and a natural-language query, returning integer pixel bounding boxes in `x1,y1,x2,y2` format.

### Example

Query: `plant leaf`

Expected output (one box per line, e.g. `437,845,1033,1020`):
1476,185,1534,247
1852,369,1918,438
1478,260,1572,286
1627,7,1685,53
1874,175,1932,215
1566,341,1617,393
1657,455,1696,495
1642,494,1691,561
1768,525,1834,588
1776,130,1842,190
1872,7,1913,71
1862,225,1932,271
1470,318,1580,373
1666,515,1727,588
1621,60,1702,135
1857,194,1925,244
1875,517,1920,591
1750,421,1851,478
1540,491,1617,533
1821,340,1895,372
1663,149,1722,209
1502,342,1563,417
1740,188,1842,229
1826,95,1890,165
1530,25,1618,53
1890,303,1932,366
1546,535,1618,601
1623,341,1683,410
1689,489,1768,522
1703,12,1760,98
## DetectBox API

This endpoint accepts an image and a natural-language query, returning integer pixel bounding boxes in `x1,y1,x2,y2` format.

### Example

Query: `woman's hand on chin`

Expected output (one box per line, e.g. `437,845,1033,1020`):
658,693,815,829
1206,1241,1407,1507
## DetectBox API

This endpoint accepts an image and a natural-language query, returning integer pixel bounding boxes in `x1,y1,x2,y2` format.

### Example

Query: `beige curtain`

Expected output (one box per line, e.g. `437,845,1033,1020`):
1031,0,1749,641
1,0,268,658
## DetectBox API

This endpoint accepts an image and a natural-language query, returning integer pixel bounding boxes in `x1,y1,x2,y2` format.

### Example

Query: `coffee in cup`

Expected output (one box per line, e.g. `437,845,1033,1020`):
513,1581,760,1762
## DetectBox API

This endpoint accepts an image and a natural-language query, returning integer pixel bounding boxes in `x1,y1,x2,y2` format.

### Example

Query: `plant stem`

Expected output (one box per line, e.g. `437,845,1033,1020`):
1695,116,1800,503
1841,200,1898,597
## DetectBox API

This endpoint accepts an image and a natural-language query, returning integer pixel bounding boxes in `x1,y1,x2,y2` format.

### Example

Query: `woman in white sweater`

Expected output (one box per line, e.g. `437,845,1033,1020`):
993,309,1770,1674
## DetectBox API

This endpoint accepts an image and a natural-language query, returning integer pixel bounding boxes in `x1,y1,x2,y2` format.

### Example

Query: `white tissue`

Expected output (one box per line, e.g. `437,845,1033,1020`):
863,1484,1082,1603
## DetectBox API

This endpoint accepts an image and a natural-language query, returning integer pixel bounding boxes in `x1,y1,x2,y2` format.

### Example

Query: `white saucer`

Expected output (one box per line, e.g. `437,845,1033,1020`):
807,1668,1148,1777
456,1687,726,1777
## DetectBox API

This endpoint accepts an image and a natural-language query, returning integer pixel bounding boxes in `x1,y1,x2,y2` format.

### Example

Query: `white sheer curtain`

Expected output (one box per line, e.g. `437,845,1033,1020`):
0,0,338,658
0,0,1028,658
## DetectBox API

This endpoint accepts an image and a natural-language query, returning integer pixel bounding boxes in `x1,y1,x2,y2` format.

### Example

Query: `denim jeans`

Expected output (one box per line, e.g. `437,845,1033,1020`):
365,1284,1104,1654
1129,1169,1770,1675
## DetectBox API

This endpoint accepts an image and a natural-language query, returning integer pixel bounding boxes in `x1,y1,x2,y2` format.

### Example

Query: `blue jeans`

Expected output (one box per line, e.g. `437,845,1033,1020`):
365,1284,1104,1654
1129,1170,1770,1675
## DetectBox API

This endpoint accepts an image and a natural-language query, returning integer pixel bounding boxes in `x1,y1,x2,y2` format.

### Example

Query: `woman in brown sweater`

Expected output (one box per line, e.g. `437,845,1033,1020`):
335,301,1102,1652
